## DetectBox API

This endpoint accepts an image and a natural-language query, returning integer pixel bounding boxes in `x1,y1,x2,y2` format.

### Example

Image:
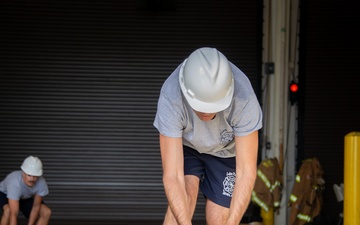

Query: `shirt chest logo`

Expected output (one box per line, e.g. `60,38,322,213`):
220,129,234,145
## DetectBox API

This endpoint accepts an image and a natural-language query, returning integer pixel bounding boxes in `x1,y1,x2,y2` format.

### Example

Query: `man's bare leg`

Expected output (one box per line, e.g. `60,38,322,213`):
35,204,51,225
205,199,229,225
0,205,9,225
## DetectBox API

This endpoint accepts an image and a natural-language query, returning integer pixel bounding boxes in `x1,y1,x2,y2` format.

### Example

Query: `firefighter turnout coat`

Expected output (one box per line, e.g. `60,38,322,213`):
252,158,283,212
289,157,325,225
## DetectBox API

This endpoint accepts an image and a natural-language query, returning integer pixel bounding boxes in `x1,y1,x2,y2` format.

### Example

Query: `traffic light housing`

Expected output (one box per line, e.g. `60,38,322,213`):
289,81,299,105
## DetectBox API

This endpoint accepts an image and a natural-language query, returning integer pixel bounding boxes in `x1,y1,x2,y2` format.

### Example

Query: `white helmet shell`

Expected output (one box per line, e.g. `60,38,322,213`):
21,156,43,176
179,47,234,113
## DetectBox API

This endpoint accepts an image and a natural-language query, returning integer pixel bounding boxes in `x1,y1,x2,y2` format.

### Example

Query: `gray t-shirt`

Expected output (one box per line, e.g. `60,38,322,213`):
153,62,263,158
0,170,49,200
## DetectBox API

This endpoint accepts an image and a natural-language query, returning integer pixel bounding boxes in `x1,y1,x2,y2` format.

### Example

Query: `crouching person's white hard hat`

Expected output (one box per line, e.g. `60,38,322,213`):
21,156,43,176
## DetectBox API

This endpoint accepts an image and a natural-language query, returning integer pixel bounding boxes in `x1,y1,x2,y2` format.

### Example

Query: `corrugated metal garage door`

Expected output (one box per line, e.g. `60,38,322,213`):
0,0,262,221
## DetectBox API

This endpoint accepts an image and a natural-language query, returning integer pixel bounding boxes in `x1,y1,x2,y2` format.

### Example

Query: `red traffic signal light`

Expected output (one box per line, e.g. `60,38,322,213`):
290,82,299,93
289,81,299,105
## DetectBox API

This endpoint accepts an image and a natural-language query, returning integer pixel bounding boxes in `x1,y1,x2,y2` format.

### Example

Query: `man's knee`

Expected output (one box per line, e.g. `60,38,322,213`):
1,204,9,217
40,205,51,219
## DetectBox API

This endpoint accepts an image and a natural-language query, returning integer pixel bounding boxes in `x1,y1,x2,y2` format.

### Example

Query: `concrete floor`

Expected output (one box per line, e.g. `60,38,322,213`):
17,219,264,225
18,219,206,225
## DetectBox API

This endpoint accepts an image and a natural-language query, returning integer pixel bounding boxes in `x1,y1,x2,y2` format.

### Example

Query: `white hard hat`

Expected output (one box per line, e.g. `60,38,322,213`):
21,156,43,176
179,47,234,113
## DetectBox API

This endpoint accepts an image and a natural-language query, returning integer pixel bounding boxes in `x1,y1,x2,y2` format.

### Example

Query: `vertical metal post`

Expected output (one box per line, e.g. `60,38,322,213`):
344,132,360,225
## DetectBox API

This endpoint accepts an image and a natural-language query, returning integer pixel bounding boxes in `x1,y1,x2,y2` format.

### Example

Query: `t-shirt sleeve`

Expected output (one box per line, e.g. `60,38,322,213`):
232,93,263,136
36,178,49,197
6,184,22,200
153,92,184,138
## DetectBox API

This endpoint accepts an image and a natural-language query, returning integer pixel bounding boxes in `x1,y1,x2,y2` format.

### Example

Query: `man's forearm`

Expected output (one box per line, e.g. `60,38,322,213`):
226,171,256,225
27,207,40,225
164,179,192,225
228,132,259,224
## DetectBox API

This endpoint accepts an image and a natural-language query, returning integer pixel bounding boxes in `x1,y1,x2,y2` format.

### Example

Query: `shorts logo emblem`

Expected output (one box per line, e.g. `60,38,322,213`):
222,172,236,197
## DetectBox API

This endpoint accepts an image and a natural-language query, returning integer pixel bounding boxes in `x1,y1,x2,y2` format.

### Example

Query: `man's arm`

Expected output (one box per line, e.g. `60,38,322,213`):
8,199,20,225
159,134,192,225
27,194,42,225
226,130,259,225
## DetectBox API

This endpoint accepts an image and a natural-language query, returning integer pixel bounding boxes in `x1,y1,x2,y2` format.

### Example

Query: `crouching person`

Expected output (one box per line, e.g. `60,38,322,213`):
0,156,51,225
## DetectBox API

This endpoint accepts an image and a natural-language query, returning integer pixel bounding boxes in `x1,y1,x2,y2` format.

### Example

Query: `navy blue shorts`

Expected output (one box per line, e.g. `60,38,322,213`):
183,146,236,208
0,192,43,218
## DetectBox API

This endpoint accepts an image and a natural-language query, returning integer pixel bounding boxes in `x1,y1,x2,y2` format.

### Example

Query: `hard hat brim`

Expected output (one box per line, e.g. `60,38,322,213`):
182,86,234,113
21,165,43,176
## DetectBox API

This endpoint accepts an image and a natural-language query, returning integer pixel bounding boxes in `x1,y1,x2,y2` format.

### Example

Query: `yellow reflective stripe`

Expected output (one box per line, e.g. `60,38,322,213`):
269,180,282,192
257,170,271,189
274,201,280,207
251,191,269,212
297,213,311,222
289,194,297,202
296,174,301,182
